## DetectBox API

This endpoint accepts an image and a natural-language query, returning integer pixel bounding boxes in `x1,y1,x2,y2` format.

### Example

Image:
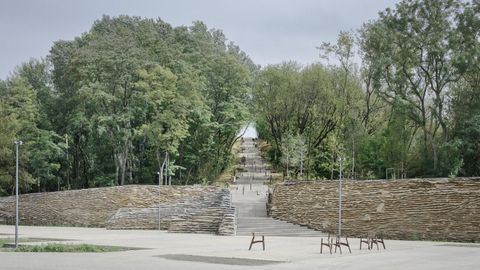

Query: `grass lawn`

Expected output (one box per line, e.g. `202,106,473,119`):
13,243,130,252
0,238,134,252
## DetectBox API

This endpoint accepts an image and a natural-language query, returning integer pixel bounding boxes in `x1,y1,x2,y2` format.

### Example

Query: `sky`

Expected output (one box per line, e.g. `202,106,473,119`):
0,0,401,80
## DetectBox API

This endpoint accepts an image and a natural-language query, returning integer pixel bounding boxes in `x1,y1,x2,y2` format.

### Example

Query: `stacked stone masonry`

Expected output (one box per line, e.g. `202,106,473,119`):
107,188,236,235
269,178,480,242
0,185,236,236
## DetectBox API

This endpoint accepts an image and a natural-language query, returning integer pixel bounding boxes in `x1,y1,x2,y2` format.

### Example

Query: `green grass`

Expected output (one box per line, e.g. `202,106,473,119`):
0,238,10,246
0,238,133,252
14,243,129,252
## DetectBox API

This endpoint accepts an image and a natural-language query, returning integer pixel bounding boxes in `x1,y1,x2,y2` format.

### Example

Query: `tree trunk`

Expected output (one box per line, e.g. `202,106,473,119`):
427,132,438,172
114,153,120,186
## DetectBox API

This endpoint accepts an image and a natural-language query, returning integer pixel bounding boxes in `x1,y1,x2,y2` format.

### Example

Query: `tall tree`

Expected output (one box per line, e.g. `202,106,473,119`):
360,0,466,174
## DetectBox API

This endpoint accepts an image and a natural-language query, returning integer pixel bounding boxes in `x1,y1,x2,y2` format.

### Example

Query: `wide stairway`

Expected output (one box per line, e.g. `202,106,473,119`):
232,137,322,237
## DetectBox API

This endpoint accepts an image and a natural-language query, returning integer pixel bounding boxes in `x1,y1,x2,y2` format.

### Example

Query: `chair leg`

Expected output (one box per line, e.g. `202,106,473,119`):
371,240,379,250
360,238,371,250
346,238,351,254
335,238,342,255
262,236,265,251
249,233,255,250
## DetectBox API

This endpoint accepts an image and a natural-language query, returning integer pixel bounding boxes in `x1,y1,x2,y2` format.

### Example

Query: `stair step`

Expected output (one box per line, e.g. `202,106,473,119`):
233,138,322,237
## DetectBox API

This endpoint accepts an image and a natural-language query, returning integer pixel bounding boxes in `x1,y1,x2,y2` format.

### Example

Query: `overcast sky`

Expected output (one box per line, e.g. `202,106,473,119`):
0,0,401,80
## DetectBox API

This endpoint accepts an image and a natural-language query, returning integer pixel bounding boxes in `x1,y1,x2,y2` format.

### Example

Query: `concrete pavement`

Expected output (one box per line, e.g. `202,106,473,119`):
233,138,321,237
1,225,479,270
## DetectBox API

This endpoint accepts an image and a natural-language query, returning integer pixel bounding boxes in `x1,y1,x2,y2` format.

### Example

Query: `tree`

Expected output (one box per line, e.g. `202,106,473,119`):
45,16,254,188
280,133,307,179
133,65,189,183
253,60,363,179
359,0,466,175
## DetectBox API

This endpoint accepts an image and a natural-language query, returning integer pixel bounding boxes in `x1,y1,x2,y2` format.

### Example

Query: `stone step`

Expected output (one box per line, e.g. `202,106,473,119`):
233,138,323,237
238,223,310,228
236,216,321,237
235,230,323,237
237,224,315,230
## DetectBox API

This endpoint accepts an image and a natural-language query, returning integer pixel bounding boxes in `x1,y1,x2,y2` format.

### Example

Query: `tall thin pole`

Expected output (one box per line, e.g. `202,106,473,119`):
158,171,161,230
14,140,22,249
65,134,69,190
338,157,344,237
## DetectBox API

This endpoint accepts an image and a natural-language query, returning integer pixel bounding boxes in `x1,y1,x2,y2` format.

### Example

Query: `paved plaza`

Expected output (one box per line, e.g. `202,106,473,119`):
1,225,479,270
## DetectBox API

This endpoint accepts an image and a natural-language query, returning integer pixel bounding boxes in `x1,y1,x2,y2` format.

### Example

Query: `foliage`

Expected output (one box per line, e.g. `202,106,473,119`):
0,16,252,194
253,59,363,178
12,243,129,252
256,0,479,180
1,0,479,194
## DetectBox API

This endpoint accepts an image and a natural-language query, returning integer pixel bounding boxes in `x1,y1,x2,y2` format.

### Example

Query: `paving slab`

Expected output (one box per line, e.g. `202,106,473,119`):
1,225,479,270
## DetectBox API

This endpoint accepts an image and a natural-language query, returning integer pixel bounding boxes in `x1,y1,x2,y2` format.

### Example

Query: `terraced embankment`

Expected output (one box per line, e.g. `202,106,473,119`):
0,185,235,235
269,178,480,241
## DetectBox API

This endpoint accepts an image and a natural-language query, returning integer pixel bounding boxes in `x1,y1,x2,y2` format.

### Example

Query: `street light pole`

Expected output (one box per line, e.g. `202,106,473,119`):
14,140,22,249
157,171,161,230
338,156,345,237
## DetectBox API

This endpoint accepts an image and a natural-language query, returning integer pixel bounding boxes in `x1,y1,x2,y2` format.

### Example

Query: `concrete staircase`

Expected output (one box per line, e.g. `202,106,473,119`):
237,217,322,237
232,138,323,237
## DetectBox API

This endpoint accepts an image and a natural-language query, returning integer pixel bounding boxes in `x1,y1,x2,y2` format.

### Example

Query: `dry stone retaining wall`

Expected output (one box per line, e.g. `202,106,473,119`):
106,188,236,235
269,178,480,241
0,185,236,235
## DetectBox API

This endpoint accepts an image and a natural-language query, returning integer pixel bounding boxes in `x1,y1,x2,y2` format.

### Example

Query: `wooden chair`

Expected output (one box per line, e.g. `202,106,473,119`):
360,236,371,250
370,235,386,250
333,235,351,254
249,232,265,251
320,233,334,254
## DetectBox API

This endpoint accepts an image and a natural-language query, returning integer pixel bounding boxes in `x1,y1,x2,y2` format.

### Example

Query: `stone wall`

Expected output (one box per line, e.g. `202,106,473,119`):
106,188,236,235
269,178,480,241
0,185,236,235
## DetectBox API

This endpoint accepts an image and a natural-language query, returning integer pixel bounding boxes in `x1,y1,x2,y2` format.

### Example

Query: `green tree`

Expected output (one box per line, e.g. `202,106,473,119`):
359,0,466,175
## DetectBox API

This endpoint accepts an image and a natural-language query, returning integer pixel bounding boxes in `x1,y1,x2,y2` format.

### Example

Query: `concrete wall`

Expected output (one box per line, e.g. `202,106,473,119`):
269,178,480,241
0,185,236,235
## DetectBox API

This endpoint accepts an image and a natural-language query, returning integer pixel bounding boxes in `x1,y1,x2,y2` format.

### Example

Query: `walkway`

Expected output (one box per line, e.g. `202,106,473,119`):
231,137,321,237
1,224,479,270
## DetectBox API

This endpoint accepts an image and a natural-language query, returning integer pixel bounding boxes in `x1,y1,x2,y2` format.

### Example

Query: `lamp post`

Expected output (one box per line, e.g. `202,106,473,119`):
157,171,161,230
14,140,22,249
338,156,345,237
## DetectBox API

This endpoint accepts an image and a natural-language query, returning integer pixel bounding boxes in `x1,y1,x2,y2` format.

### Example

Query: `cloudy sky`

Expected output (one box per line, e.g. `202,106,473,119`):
0,0,400,80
